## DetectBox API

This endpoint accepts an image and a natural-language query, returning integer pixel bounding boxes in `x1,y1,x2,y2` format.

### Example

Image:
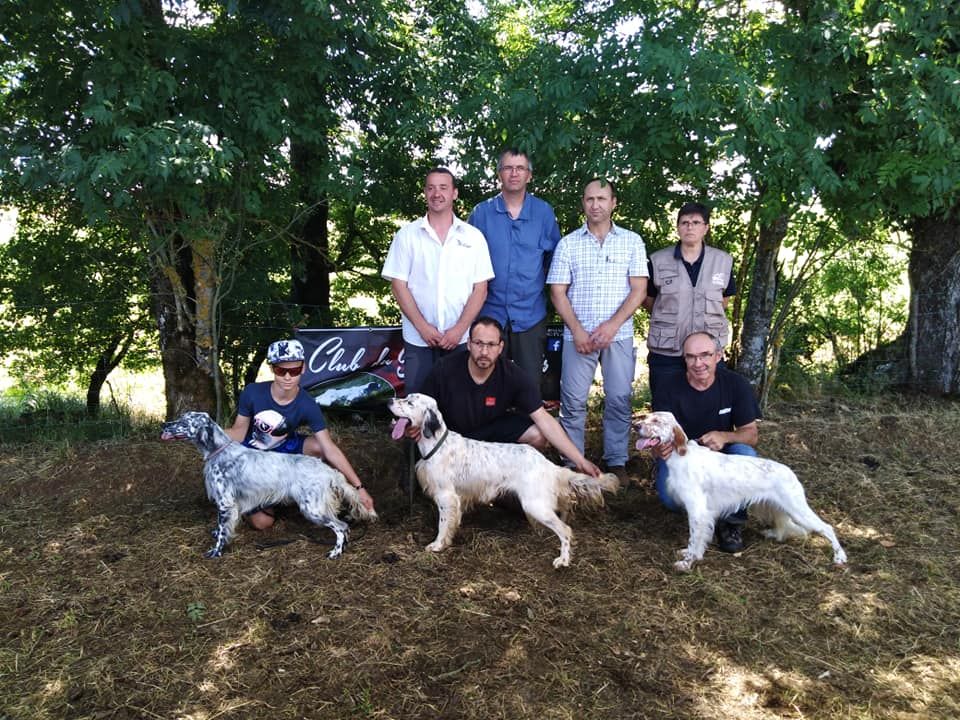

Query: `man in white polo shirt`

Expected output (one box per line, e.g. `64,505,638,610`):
382,167,495,394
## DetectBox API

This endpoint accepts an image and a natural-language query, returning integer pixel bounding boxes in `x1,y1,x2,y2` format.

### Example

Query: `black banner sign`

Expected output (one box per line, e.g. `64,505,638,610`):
295,327,405,409
295,325,563,409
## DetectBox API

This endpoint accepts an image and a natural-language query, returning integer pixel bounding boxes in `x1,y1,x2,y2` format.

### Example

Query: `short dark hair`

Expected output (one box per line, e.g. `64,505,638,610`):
497,148,531,172
425,166,457,188
585,177,617,199
677,202,710,224
470,316,505,342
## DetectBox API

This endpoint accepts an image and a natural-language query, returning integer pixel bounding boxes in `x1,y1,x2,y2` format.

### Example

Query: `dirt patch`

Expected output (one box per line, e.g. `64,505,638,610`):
1,395,959,719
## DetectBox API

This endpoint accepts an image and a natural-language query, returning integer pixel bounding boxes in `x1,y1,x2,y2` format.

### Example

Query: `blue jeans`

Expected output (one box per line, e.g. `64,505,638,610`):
559,337,635,467
655,442,755,523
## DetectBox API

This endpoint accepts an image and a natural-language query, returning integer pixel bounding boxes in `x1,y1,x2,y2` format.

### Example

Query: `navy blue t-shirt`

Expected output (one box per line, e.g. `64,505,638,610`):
651,367,760,441
236,381,326,450
421,350,541,435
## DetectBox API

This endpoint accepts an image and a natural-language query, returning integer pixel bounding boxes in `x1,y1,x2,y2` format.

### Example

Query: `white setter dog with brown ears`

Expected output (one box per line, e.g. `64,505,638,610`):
633,411,847,572
389,393,619,568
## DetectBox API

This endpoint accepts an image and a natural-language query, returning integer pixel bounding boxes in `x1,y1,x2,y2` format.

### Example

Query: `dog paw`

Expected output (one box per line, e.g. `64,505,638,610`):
425,541,446,553
833,549,848,566
552,556,570,569
673,559,694,572
327,548,343,559
203,548,223,559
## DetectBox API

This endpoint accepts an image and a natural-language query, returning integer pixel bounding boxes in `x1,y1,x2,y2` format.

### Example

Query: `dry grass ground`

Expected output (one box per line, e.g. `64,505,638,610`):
1,393,959,719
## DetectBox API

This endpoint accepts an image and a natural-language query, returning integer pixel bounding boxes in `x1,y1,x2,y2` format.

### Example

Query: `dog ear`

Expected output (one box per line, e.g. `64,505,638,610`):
672,425,688,456
423,409,442,439
198,423,213,451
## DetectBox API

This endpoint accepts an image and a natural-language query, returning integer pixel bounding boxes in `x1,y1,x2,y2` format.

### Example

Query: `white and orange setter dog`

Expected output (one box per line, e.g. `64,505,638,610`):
634,411,847,572
389,394,619,568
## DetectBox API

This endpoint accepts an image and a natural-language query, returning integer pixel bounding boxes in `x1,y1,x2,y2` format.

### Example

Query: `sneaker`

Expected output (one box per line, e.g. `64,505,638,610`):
607,465,630,488
716,521,745,553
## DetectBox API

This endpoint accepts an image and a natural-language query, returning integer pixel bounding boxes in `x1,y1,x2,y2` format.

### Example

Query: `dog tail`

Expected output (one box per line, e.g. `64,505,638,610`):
338,478,378,523
564,471,620,510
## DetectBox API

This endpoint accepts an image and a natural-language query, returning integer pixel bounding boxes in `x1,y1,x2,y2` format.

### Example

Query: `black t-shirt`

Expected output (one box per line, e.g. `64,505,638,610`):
651,367,761,441
421,350,542,435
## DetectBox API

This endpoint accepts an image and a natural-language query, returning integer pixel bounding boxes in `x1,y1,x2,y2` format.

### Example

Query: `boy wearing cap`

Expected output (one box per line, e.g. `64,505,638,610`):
225,339,375,528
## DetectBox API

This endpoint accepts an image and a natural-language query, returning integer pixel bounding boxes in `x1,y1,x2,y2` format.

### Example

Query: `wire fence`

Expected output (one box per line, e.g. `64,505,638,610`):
2,288,951,441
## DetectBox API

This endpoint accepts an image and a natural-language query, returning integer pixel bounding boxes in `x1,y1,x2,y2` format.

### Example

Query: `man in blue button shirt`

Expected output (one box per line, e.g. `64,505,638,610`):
468,148,561,386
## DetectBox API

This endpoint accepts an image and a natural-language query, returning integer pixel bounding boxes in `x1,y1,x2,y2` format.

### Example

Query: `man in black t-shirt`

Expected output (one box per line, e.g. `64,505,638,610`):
650,331,761,552
415,316,601,477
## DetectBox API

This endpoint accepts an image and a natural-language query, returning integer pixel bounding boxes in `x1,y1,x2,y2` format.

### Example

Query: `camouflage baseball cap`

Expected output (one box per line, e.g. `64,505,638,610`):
267,339,305,364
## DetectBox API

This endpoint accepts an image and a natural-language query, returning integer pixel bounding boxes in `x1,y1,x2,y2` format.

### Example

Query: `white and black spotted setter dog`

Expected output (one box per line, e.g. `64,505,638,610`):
161,411,376,558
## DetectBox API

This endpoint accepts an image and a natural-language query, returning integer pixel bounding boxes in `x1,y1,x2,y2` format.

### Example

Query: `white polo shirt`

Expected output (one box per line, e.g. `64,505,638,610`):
382,216,495,346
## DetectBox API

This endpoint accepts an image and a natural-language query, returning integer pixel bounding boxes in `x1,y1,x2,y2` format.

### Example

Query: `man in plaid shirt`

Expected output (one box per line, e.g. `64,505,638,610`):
547,179,648,483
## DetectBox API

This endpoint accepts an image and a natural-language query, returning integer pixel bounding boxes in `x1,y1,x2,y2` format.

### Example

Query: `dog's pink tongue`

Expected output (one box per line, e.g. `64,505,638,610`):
391,417,409,441
636,437,660,451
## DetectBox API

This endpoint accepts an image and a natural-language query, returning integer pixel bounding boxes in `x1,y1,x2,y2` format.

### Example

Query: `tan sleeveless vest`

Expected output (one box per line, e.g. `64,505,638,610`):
646,245,733,356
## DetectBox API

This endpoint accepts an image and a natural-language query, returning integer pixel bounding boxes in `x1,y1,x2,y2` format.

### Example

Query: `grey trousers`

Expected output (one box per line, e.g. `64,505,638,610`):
558,337,635,467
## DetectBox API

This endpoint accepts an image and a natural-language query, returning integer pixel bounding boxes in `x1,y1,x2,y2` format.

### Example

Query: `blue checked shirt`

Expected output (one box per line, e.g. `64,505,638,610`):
547,223,648,342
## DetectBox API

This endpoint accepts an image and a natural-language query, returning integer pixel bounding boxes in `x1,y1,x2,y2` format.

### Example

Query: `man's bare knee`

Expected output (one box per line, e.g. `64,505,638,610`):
519,425,548,451
302,436,323,458
246,510,275,531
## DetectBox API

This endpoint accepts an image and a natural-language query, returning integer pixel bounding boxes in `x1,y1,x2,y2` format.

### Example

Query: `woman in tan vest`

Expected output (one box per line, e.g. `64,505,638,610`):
641,202,737,399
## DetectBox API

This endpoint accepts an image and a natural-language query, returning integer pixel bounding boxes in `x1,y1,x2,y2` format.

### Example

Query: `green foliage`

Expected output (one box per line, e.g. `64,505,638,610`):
185,602,206,623
0,0,444,411
341,685,376,717
0,0,956,404
0,205,157,391
825,0,960,220
0,386,153,445
777,227,908,374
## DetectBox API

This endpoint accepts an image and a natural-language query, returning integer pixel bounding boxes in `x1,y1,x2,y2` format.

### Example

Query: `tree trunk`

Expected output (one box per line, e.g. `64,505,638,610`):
728,205,760,366
139,0,220,417
291,198,332,323
907,209,960,395
191,233,223,415
85,333,131,417
151,240,219,419
737,213,789,397
290,140,333,326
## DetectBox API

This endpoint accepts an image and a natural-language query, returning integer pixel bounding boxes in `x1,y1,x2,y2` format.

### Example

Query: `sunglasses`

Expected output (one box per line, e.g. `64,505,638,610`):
272,364,304,377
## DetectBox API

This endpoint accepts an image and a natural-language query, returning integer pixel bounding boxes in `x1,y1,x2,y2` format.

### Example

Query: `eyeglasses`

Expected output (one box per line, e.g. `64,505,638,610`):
499,165,530,174
683,351,717,363
679,220,706,228
470,339,502,350
272,364,304,377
